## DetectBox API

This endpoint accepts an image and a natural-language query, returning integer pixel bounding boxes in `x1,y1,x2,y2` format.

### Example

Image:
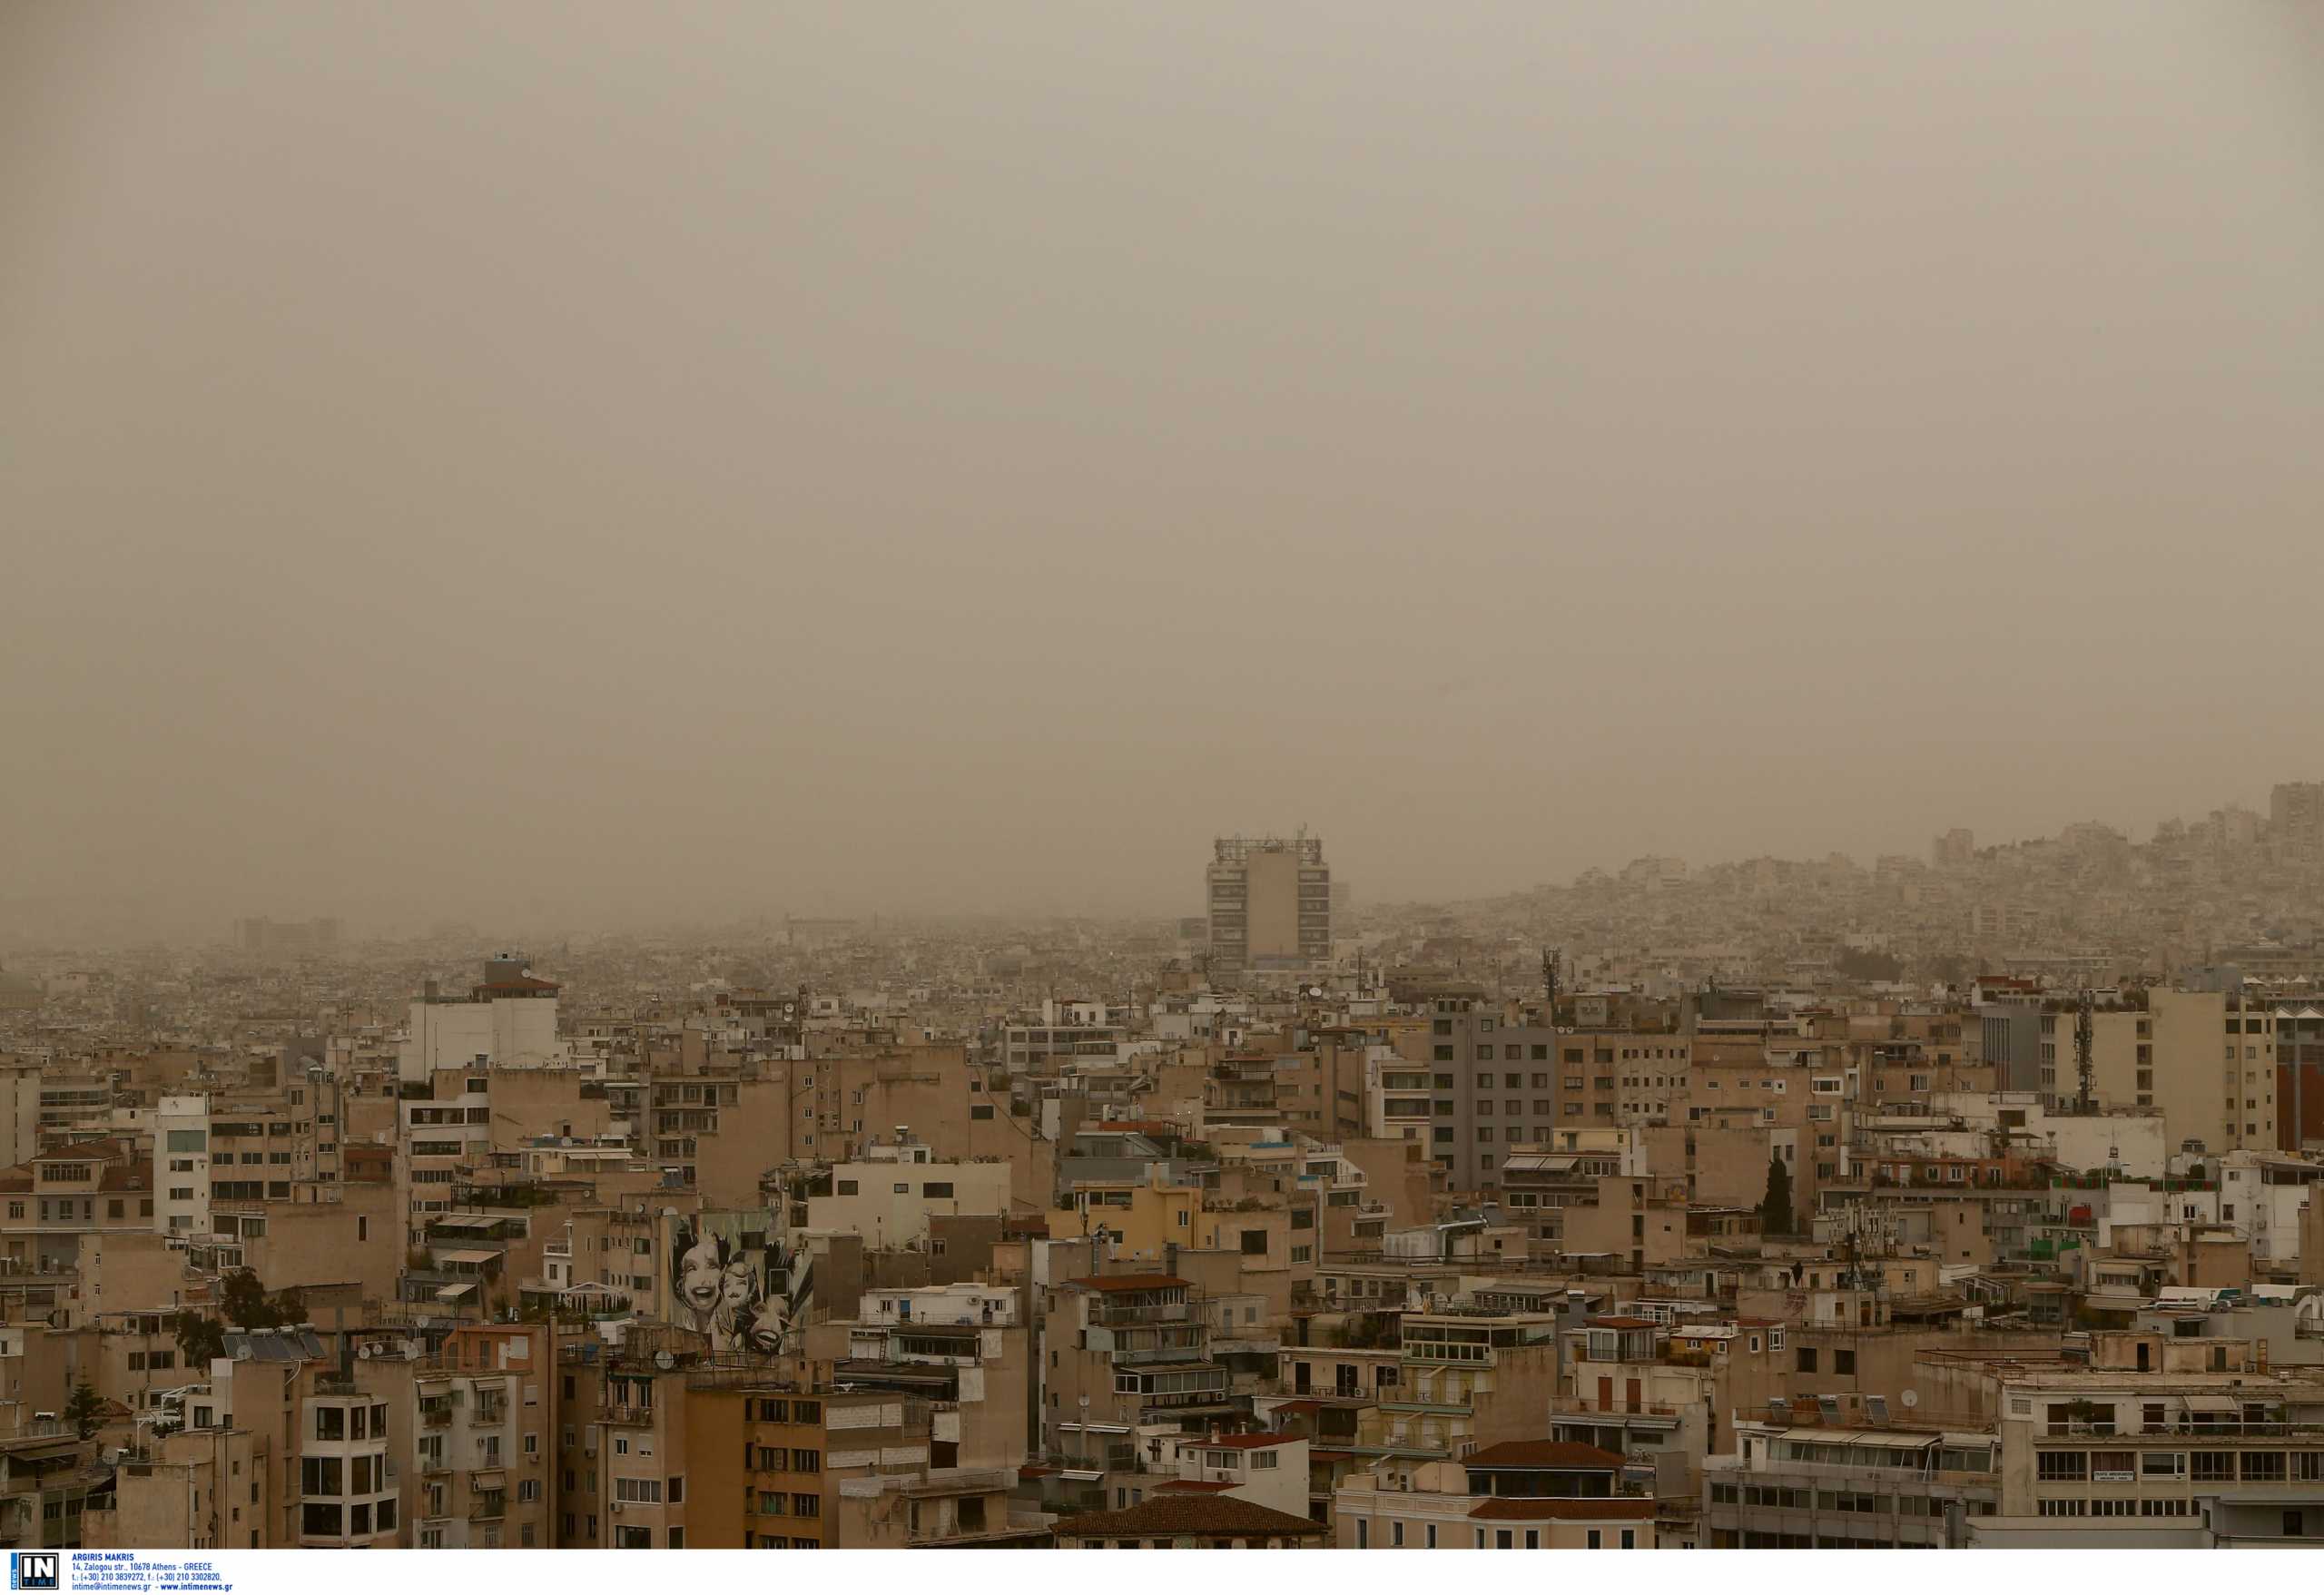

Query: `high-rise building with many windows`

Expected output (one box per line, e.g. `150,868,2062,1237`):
1206,835,1329,970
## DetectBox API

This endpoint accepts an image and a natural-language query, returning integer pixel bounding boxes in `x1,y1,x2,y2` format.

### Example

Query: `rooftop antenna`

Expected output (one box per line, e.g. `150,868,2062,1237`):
1541,947,1561,1025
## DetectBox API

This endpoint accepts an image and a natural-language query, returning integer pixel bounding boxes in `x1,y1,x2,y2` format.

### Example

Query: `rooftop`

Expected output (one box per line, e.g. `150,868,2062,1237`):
1055,1494,1329,1541
1462,1440,1625,1471
1068,1274,1189,1294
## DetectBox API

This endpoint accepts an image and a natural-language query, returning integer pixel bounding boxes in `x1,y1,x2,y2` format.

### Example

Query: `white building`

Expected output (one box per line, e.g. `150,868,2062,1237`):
803,1138,1013,1245
396,955,562,1085
155,1095,213,1236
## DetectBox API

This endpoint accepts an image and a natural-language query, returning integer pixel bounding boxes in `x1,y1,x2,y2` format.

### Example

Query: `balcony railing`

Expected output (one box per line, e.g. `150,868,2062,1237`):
1089,1302,1191,1326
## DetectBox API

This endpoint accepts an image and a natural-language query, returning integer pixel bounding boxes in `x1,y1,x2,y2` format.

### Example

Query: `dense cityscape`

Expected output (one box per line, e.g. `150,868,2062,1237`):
0,786,2321,1549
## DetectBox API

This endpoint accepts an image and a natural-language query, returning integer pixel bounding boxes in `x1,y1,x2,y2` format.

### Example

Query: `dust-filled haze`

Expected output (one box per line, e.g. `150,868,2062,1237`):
4,3,2321,935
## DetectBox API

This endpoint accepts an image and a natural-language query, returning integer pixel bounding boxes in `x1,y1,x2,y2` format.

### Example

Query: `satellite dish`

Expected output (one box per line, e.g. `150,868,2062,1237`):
357,1344,373,1359
1900,1389,1919,1409
654,1350,675,1371
414,1315,431,1332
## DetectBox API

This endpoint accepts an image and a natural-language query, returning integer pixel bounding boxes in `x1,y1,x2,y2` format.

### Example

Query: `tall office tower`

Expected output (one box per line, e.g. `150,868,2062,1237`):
2272,783,2324,857
1206,835,1329,970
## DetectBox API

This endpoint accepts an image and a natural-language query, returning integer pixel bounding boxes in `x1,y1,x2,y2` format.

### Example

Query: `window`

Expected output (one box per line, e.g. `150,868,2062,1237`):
1796,1347,1817,1373
1834,1349,1855,1376
922,1182,953,1198
2036,1452,2088,1482
1586,1530,1602,1550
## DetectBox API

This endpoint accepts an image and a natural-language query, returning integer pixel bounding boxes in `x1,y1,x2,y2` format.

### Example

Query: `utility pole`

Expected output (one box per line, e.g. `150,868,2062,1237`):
1541,947,1561,1025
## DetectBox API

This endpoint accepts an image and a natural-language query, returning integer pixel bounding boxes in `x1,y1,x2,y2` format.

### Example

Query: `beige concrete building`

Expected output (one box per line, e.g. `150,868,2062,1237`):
1206,836,1329,971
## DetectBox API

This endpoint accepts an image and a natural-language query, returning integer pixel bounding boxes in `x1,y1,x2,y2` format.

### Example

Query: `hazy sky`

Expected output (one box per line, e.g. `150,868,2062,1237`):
5,3,2321,932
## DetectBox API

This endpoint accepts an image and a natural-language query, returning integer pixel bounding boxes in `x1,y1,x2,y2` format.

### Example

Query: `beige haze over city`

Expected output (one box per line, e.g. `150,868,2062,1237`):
4,2,2321,936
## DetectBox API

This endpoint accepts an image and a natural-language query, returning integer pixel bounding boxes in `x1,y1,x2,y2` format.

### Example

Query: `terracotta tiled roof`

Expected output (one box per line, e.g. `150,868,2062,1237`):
1056,1495,1329,1541
1155,1480,1238,1493
1469,1497,1656,1521
1462,1440,1625,1471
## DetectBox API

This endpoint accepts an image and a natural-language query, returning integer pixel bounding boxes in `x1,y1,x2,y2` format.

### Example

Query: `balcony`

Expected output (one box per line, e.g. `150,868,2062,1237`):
1089,1301,1191,1327
1045,1446,1138,1473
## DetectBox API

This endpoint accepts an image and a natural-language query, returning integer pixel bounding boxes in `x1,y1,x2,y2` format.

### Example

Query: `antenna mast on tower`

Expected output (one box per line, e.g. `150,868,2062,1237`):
2075,989,2095,1114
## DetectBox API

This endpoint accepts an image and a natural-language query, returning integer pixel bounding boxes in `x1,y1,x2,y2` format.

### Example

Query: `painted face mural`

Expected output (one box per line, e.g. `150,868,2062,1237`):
671,1226,729,1319
666,1212,810,1355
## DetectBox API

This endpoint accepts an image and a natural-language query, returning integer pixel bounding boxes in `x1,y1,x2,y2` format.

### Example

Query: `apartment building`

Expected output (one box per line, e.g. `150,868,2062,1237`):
295,1374,401,1548
809,1284,1030,1470
835,1465,1049,1546
1944,1338,2324,1539
1333,1440,1657,1549
312,1323,560,1550
551,1327,700,1549
1383,1308,1561,1455
2148,989,2276,1157
1206,837,1329,972
0,1143,154,1275
1403,999,1564,1191
1706,1417,2000,1547
0,1431,111,1550
397,958,562,1084
683,1367,940,1548
1041,1275,1234,1457
84,1422,268,1550
400,1078,492,1241
803,1138,1013,1246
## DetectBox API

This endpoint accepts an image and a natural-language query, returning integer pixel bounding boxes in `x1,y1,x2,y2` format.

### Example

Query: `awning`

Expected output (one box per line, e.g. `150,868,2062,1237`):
429,1215,499,1231
438,1249,503,1266
435,1282,477,1302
